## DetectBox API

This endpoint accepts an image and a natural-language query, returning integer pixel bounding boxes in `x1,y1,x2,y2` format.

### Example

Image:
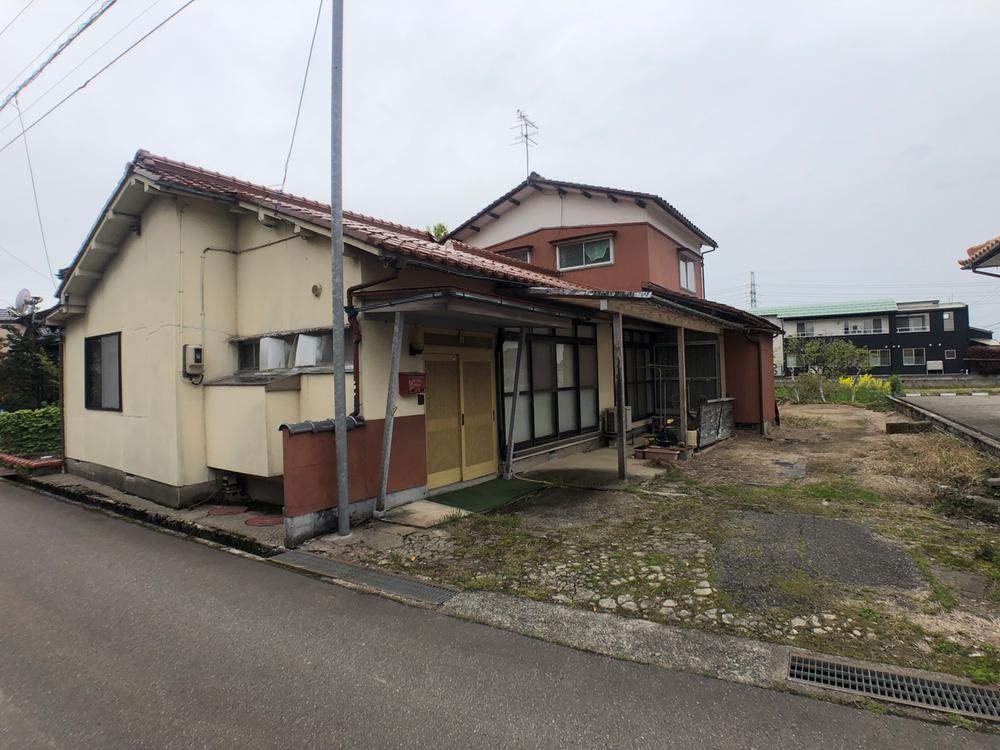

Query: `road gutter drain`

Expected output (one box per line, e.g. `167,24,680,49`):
788,654,999,721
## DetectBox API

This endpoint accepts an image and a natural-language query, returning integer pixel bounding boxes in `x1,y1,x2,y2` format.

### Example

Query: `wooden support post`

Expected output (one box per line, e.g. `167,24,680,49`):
503,327,527,480
376,311,405,514
612,312,627,480
718,332,727,397
677,326,688,446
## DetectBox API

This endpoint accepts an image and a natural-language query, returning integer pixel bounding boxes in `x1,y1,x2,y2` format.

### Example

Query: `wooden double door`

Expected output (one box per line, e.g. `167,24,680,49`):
424,346,497,490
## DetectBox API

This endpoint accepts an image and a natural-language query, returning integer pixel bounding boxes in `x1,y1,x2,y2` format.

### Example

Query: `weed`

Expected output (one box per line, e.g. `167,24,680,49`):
949,716,976,732
860,698,886,715
859,607,882,624
933,640,962,655
463,574,502,591
913,554,956,611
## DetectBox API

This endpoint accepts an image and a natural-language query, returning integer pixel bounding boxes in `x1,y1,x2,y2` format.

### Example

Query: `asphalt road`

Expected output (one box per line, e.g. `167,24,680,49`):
0,480,994,750
901,394,1000,439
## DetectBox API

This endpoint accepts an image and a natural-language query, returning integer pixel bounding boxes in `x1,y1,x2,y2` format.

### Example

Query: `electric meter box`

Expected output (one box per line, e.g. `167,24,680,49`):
184,344,204,376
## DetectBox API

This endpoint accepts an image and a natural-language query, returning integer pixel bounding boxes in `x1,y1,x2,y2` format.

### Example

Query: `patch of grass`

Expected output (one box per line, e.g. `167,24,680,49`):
859,607,882,624
643,552,672,567
948,715,976,732
802,479,882,505
772,571,823,603
780,414,833,429
913,553,957,611
462,574,502,591
859,698,887,715
870,432,1000,492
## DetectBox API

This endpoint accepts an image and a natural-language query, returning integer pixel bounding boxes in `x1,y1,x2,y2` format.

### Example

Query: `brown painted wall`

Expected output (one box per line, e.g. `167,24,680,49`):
723,331,777,426
486,222,704,298
282,415,427,518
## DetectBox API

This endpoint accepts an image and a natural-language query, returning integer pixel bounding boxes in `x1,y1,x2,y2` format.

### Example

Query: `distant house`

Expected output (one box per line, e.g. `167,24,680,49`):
48,152,778,546
756,299,990,376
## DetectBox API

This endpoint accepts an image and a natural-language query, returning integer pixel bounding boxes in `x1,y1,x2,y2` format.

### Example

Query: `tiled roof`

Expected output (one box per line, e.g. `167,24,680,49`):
131,151,585,290
749,300,898,319
960,234,1000,269
449,171,717,248
643,283,781,332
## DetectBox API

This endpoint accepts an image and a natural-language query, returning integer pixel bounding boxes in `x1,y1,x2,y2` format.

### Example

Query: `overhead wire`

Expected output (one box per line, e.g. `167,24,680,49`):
14,97,55,288
0,239,50,281
0,0,199,158
0,0,168,138
0,0,36,41
280,0,324,193
0,0,120,116
0,0,101,98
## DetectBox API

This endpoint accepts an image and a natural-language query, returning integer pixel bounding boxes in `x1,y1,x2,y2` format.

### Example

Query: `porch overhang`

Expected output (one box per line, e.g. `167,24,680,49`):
511,287,730,334
355,288,586,329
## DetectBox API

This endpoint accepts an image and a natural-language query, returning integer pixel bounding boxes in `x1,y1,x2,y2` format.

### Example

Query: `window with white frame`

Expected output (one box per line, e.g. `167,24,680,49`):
902,348,926,366
869,349,891,367
679,255,697,292
943,311,955,332
555,237,612,271
897,314,929,333
843,317,883,335
945,349,957,360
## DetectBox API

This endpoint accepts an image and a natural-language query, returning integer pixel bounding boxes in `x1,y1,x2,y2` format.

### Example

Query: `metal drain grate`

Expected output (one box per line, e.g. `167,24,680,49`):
788,654,999,720
273,550,457,605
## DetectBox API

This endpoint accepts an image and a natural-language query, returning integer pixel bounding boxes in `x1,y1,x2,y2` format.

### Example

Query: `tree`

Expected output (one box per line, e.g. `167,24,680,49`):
823,338,871,402
784,336,870,402
428,222,449,241
0,313,60,412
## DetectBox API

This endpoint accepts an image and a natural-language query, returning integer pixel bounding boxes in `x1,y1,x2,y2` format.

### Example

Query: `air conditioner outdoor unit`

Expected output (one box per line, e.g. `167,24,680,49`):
601,406,632,435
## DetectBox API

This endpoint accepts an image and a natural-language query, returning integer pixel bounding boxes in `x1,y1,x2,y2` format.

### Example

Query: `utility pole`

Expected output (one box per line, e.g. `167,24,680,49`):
512,109,538,177
749,271,757,308
330,0,350,536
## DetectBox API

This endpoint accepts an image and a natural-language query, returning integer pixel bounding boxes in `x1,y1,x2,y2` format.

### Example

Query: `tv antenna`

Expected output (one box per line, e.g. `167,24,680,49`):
749,271,757,308
511,109,538,177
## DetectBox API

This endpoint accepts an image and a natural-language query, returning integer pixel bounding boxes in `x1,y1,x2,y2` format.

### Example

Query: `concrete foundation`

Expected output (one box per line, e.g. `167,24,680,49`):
64,458,216,509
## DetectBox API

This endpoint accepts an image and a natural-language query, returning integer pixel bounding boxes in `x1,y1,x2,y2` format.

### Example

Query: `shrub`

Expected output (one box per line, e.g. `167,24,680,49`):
966,346,1000,376
888,374,902,394
0,405,62,458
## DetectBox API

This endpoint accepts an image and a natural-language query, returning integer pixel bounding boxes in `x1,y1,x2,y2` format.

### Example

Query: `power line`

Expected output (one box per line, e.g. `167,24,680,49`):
0,0,120,116
0,0,168,138
0,0,199,159
0,239,49,281
280,0,324,193
0,0,36,41
0,0,101,98
14,98,55,288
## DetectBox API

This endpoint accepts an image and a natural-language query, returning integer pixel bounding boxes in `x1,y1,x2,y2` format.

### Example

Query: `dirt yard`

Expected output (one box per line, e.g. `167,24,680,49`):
314,404,1000,687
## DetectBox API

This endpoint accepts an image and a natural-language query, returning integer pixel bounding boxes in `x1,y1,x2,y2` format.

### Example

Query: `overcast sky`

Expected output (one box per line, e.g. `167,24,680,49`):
1,0,999,329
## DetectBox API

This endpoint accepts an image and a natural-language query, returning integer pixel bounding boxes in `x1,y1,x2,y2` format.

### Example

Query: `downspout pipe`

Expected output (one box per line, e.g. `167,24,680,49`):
346,267,400,417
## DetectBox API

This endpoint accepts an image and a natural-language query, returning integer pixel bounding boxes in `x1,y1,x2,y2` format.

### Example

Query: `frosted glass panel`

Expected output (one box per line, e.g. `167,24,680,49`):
556,343,575,387
558,390,577,432
503,393,531,444
502,339,528,392
580,388,598,429
533,391,555,438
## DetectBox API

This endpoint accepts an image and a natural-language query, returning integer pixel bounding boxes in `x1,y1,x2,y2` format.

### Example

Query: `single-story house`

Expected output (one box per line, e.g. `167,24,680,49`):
48,152,778,545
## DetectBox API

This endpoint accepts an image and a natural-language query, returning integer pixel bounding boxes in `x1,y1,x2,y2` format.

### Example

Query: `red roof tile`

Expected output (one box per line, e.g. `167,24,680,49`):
131,151,585,290
960,233,1000,269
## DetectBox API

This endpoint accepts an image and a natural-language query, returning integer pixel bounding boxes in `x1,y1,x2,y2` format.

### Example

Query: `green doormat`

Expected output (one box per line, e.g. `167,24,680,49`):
431,478,537,513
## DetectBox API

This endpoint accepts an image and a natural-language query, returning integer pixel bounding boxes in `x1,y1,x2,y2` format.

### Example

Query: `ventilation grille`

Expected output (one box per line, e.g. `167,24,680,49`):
788,654,999,721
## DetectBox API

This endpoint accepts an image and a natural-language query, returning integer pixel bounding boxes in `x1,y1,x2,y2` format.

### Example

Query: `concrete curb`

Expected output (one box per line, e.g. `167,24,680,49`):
11,476,284,559
888,395,1000,457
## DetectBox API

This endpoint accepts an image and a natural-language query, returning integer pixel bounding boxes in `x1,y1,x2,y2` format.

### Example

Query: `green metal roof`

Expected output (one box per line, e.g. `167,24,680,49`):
749,299,897,319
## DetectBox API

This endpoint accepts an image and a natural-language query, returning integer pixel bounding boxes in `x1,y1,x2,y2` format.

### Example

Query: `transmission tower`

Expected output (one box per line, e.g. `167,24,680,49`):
750,271,757,308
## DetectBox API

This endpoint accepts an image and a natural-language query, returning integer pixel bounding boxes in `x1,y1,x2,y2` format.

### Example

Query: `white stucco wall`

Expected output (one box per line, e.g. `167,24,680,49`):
467,188,706,252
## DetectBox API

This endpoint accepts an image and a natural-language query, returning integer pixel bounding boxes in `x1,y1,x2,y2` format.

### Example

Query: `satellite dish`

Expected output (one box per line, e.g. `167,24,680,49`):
14,288,33,316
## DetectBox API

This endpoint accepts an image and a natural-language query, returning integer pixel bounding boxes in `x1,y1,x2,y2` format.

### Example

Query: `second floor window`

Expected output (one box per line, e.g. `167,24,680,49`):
679,256,697,292
503,248,531,263
556,237,612,271
897,314,928,333
795,321,815,337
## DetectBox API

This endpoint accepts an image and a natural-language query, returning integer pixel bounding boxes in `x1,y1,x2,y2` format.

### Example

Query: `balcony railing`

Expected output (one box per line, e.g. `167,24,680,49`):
896,325,929,333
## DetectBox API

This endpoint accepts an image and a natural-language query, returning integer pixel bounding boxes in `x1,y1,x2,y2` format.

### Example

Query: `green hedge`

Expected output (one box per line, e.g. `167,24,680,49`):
0,405,61,458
